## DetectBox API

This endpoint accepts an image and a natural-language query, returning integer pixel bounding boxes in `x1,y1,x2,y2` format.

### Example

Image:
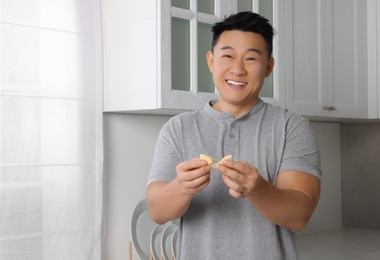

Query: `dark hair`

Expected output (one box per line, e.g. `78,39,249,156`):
211,12,274,57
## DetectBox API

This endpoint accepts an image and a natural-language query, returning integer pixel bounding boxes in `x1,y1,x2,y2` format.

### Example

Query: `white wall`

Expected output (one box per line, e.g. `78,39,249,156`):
103,113,170,260
102,114,342,260
301,122,342,234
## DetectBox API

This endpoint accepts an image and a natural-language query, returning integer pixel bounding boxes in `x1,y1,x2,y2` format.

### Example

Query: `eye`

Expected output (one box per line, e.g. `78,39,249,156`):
222,54,233,59
246,57,257,61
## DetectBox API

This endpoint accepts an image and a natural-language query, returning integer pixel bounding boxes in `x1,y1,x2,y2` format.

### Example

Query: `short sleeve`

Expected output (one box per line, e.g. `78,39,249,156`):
146,118,183,187
279,115,322,180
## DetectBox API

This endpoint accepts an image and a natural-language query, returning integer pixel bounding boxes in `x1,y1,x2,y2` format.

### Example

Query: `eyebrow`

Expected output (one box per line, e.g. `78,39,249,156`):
220,46,263,55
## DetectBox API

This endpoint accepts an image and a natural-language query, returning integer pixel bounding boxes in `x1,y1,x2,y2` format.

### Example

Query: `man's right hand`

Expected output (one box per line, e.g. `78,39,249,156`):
147,157,211,224
175,158,212,195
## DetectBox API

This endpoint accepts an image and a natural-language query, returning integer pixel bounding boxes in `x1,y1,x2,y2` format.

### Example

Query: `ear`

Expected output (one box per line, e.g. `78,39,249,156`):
206,51,214,72
265,57,275,77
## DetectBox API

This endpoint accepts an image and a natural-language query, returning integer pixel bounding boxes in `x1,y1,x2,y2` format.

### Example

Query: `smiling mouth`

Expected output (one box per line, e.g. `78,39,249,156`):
226,80,247,87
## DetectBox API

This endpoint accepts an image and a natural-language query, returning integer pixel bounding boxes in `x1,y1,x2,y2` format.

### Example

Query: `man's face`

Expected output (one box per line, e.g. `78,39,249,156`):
206,30,274,109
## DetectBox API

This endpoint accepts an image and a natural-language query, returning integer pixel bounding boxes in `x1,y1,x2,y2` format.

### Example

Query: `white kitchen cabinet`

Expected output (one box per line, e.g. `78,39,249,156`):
102,0,285,114
285,0,371,119
367,0,380,118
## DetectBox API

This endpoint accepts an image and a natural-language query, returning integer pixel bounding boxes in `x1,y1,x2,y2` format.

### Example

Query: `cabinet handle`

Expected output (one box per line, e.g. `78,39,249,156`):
322,105,336,111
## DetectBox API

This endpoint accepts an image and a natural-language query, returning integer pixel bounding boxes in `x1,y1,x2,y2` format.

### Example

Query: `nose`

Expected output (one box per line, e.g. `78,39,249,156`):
230,59,247,75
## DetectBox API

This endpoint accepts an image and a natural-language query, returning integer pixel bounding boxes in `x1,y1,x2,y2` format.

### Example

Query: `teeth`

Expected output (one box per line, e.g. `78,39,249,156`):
227,80,247,86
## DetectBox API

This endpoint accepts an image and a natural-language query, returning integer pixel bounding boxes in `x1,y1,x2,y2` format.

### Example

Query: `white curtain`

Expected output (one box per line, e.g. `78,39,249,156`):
0,1,103,259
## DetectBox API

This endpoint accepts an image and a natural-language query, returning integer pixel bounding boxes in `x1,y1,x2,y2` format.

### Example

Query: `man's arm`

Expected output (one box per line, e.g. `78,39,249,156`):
216,161,320,232
250,170,320,232
147,158,211,224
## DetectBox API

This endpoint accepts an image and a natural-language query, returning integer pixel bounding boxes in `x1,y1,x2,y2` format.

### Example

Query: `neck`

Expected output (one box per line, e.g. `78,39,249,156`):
212,99,260,118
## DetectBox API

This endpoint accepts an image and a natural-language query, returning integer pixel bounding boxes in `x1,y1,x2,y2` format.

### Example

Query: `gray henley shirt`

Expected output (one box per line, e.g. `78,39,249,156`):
147,99,322,260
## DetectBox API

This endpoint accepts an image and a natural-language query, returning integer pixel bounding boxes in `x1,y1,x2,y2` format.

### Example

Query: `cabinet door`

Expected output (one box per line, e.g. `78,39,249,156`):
102,0,159,112
160,0,226,111
332,0,368,118
285,0,331,117
286,0,368,119
378,1,380,118
367,0,379,118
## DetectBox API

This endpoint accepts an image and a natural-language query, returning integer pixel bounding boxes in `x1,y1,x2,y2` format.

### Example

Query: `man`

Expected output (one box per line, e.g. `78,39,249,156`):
146,12,321,259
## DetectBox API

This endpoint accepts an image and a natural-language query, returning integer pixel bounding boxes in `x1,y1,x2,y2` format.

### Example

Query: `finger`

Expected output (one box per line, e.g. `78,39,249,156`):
220,172,250,199
229,188,245,199
217,163,244,182
221,174,241,191
177,159,210,175
177,167,211,184
222,160,254,173
177,158,208,171
182,174,211,194
187,173,211,189
195,176,211,190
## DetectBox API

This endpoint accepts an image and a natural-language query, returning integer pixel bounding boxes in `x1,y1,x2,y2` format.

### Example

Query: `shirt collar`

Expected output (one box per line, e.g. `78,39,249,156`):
203,99,265,123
